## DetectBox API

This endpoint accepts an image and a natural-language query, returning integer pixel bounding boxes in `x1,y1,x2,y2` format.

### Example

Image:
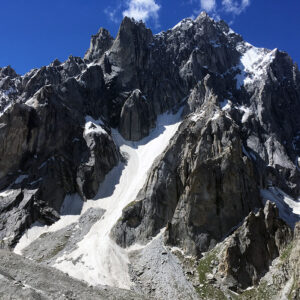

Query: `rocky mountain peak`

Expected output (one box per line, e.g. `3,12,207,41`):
0,12,300,300
84,27,114,62
196,10,209,20
0,65,17,78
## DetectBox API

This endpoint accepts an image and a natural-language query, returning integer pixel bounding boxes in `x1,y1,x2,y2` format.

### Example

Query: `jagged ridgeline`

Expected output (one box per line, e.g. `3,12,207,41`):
0,12,299,300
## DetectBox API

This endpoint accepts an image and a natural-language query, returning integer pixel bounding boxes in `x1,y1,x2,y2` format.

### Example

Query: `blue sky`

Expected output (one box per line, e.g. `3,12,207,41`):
0,0,299,75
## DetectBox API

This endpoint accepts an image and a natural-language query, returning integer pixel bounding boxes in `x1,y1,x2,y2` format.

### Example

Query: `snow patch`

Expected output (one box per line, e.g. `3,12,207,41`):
261,187,300,227
235,42,276,89
14,194,83,255
238,105,252,123
172,18,193,30
0,103,12,117
296,157,300,171
84,116,107,136
190,111,205,122
127,227,166,252
219,99,231,111
211,111,220,121
0,189,15,198
14,222,48,255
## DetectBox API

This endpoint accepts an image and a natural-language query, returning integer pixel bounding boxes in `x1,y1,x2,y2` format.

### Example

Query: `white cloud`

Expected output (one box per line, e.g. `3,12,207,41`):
200,0,217,13
122,0,161,22
222,0,250,15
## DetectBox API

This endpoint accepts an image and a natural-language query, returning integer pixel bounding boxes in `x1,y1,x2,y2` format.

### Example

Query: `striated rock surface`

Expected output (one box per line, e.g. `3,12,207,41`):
119,89,156,141
84,28,114,62
218,201,292,290
112,79,261,256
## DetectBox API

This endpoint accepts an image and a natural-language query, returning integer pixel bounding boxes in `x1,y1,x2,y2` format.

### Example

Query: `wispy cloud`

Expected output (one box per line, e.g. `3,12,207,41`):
105,6,121,23
190,0,251,23
122,0,161,23
200,0,217,13
222,0,250,15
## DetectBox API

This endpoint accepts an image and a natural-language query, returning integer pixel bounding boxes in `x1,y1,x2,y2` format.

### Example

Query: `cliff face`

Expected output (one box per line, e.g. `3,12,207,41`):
0,11,299,299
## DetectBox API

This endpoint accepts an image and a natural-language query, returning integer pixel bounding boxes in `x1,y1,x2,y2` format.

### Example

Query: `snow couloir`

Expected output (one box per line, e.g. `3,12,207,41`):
14,109,183,289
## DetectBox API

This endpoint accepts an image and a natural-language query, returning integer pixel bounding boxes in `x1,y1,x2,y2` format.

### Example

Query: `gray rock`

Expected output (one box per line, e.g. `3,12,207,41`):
218,201,292,290
129,236,198,300
84,28,114,62
0,250,147,300
119,89,156,141
112,98,261,256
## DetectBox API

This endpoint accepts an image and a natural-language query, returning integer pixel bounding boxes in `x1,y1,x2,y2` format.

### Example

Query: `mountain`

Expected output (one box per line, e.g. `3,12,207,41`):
0,11,299,299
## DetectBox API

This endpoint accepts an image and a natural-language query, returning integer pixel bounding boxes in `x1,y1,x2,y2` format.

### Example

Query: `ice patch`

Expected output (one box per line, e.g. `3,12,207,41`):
38,161,47,170
3,87,16,95
210,40,221,48
242,146,251,159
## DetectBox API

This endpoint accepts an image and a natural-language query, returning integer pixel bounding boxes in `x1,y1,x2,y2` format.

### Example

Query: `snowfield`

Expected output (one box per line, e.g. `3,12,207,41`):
14,109,183,289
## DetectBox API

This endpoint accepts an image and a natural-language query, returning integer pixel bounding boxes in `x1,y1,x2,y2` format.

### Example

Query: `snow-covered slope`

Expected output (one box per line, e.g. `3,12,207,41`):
235,42,276,89
14,109,183,289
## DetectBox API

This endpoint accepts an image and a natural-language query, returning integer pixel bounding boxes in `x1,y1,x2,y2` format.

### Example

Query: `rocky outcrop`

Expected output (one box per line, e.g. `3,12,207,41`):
112,93,261,255
218,201,292,290
286,222,300,299
119,89,156,141
77,121,120,200
105,17,153,88
0,75,120,247
84,28,114,62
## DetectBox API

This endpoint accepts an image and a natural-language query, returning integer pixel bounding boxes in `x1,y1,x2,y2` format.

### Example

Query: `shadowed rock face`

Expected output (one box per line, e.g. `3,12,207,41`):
119,89,156,141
